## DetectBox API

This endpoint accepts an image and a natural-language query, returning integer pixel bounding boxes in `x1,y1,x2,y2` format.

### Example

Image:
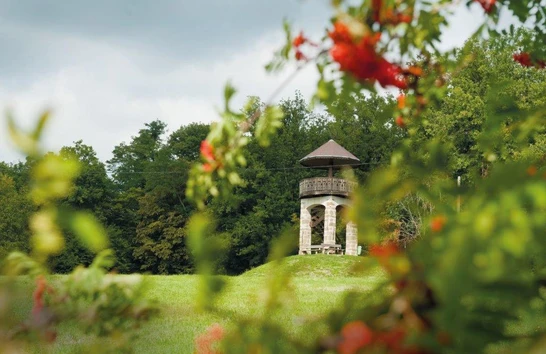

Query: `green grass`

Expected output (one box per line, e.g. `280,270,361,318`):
10,255,385,353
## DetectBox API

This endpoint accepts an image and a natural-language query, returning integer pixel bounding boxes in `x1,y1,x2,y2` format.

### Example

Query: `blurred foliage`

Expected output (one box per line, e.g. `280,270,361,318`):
2,0,546,352
1,114,157,352
185,0,546,353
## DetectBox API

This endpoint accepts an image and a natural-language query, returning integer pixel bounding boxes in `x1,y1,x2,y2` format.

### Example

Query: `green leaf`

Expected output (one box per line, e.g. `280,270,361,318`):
70,211,109,252
224,81,237,112
32,110,51,141
2,251,47,276
6,112,38,157
255,105,284,147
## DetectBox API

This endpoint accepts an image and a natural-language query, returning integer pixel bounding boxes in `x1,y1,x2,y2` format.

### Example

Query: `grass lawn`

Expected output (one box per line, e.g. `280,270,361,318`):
10,255,386,353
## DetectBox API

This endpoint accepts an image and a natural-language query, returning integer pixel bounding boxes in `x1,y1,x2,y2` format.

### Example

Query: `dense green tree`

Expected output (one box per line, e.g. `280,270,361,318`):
384,32,546,246
132,123,209,273
0,97,401,274
108,120,167,191
0,174,33,260
49,142,119,272
0,160,31,190
133,192,193,274
60,141,114,215
416,33,546,184
327,94,401,178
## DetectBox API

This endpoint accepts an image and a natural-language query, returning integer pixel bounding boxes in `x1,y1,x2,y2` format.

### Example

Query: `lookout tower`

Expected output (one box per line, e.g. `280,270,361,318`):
298,140,359,255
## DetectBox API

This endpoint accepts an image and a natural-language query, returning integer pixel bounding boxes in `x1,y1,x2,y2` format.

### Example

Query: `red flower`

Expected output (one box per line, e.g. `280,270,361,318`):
295,49,308,61
369,242,399,258
203,163,214,173
329,21,407,89
397,95,406,109
369,242,400,270
375,58,407,89
338,321,373,354
32,275,48,317
374,328,407,351
396,116,406,128
513,52,533,67
200,140,214,162
430,216,447,233
475,0,496,13
513,52,546,68
329,21,352,44
195,323,224,354
330,42,359,72
527,165,537,176
293,31,307,47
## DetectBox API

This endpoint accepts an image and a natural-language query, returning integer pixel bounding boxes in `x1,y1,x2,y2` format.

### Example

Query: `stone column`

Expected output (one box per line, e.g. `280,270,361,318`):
345,221,358,256
299,202,312,254
323,200,337,245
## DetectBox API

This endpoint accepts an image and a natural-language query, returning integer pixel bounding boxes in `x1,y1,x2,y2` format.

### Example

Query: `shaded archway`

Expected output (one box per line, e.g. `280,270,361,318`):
336,205,348,252
309,204,325,247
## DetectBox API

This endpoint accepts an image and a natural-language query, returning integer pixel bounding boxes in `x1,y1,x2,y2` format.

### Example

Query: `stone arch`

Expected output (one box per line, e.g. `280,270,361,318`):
299,195,357,255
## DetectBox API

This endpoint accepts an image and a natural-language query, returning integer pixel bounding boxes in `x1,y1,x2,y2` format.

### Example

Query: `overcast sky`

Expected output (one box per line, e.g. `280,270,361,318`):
0,0,489,163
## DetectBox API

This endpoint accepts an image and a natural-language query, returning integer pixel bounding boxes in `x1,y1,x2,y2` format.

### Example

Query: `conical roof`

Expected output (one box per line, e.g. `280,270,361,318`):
300,139,360,169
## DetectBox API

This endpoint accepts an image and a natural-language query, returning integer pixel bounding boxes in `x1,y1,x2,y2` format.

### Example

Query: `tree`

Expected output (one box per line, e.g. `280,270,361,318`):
0,160,31,190
0,174,33,259
48,141,117,273
416,33,546,184
132,123,209,273
379,32,546,246
60,141,114,215
327,94,401,178
211,94,329,273
108,120,167,191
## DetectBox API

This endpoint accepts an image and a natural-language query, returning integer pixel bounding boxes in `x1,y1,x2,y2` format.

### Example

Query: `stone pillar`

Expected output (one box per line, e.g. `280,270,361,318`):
299,202,312,254
345,221,358,256
323,200,337,245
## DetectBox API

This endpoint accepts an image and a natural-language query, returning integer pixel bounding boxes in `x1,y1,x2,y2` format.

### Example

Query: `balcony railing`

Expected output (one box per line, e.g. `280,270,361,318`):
299,177,357,198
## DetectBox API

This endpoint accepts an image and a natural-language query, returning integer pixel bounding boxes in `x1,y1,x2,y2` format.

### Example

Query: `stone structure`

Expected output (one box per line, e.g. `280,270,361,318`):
298,140,359,255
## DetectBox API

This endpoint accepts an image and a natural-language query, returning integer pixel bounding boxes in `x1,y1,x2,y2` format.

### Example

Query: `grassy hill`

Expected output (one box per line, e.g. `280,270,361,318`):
13,255,385,353
241,254,381,278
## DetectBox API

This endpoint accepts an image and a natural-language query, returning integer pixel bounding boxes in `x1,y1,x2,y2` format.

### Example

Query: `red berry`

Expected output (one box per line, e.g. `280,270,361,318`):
475,0,496,13
200,140,214,161
338,321,373,354
295,50,307,61
430,216,447,232
397,95,406,109
292,31,306,47
369,243,400,260
329,21,352,44
513,52,533,67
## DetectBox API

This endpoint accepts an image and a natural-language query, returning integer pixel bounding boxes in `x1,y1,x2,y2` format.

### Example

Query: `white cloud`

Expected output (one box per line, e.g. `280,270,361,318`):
0,1,520,163
0,26,320,163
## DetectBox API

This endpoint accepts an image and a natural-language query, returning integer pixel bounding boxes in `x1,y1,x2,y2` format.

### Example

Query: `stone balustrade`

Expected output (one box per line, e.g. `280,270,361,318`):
299,177,357,198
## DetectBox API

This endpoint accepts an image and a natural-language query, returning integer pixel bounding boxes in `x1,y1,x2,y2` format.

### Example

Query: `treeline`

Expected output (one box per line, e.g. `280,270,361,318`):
3,36,545,274
0,93,400,274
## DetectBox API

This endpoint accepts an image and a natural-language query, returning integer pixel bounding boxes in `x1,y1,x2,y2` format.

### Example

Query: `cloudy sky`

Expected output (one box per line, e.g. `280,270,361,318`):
0,0,489,163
